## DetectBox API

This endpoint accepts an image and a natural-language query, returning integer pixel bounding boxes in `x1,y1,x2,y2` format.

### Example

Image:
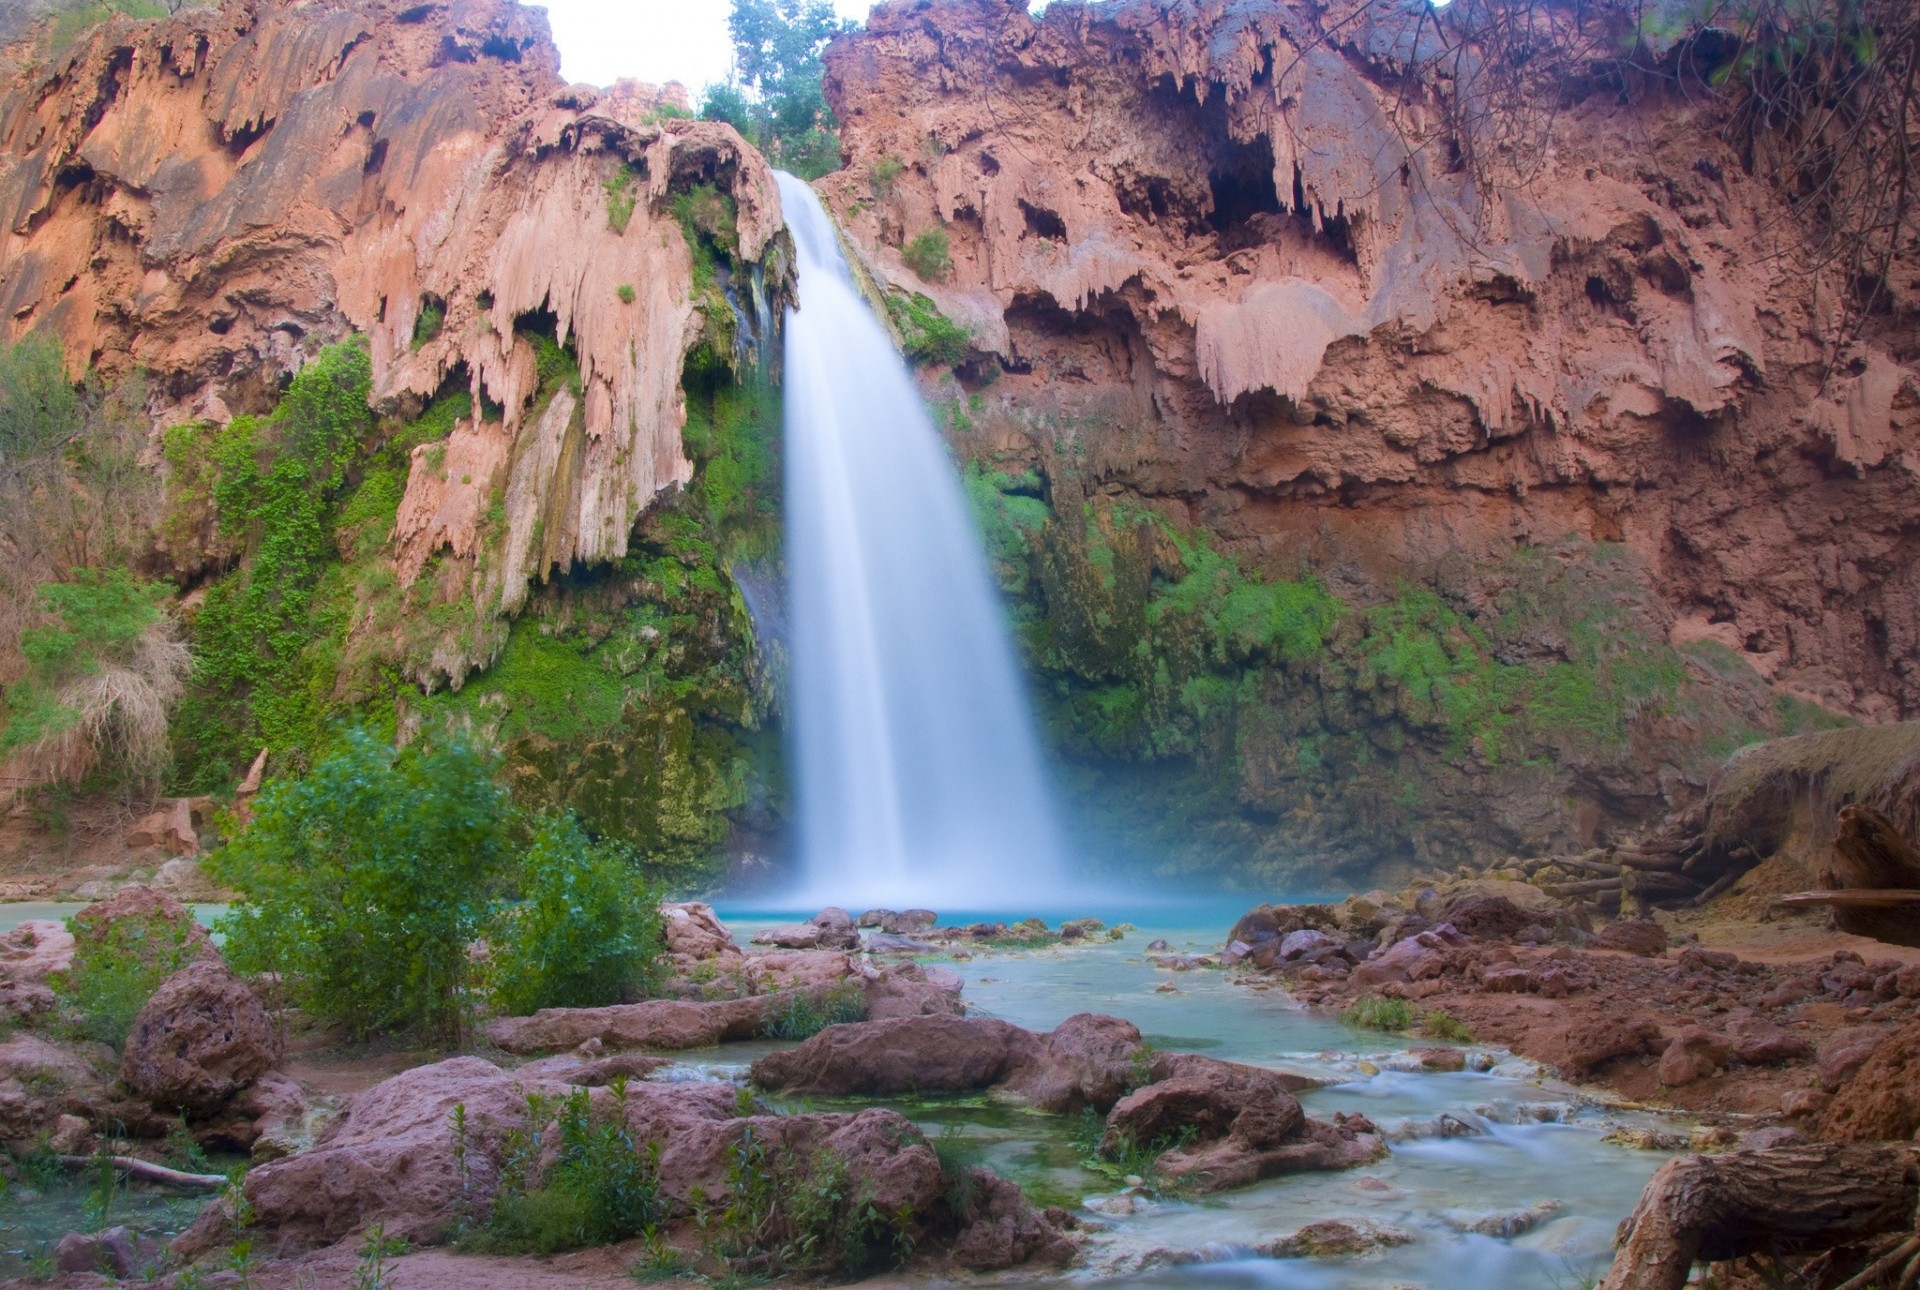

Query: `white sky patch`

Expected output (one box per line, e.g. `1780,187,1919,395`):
535,0,877,93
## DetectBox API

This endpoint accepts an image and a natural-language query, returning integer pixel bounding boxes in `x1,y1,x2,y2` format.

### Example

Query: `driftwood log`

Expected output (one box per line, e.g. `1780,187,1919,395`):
1598,1141,1919,1290
54,1154,226,1190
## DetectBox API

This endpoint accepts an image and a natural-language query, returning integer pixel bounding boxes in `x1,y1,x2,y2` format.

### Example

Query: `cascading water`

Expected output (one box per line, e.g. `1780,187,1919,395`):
774,170,1070,910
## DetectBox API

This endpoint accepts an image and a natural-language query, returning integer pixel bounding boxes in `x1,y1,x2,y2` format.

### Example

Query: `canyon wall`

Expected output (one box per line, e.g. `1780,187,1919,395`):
823,0,1919,885
0,0,788,885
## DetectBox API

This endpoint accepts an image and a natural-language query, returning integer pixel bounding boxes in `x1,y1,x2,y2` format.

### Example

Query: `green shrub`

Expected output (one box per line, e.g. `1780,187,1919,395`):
715,1125,915,1277
869,156,905,198
51,902,201,1046
0,568,186,788
210,727,514,1042
605,162,641,234
760,981,866,1041
486,812,665,1016
0,333,81,463
1421,1009,1472,1041
1342,994,1414,1032
901,227,952,282
468,1081,664,1254
617,283,636,304
409,300,444,351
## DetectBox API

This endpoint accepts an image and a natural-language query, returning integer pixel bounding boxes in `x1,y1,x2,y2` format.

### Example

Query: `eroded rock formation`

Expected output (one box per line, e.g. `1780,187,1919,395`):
0,0,785,680
823,0,1920,877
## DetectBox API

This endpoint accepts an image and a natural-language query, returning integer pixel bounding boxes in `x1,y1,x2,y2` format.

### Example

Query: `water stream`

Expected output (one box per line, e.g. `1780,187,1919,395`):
709,909,1680,1288
774,172,1070,911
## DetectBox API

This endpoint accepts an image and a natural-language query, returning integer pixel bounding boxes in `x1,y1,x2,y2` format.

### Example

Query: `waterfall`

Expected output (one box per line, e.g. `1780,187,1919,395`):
774,170,1069,911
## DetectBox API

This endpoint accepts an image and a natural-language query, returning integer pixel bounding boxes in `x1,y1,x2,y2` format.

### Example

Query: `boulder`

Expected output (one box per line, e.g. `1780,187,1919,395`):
863,960,964,1020
1227,903,1336,949
1350,936,1446,990
150,858,224,902
1526,1013,1664,1078
660,902,739,961
1154,1112,1385,1192
485,996,767,1054
1657,1028,1732,1087
751,1016,1040,1097
1435,896,1534,942
69,886,214,960
1818,1026,1891,1092
947,1168,1078,1269
54,1226,161,1278
751,907,861,951
121,961,279,1113
998,1013,1145,1113
0,918,72,1021
882,908,938,934
126,797,198,856
1259,1218,1414,1257
177,1053,1069,1268
1101,1063,1303,1155
1727,1021,1812,1067
0,1033,109,1146
1592,919,1668,956
1820,1021,1920,1142
1278,928,1339,961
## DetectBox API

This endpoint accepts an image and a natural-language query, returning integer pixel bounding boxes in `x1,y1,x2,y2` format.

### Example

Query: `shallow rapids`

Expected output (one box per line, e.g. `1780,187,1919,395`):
717,908,1682,1287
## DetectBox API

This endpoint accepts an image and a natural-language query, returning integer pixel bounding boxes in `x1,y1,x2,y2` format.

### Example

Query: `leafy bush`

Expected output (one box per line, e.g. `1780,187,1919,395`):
486,813,665,1016
0,569,187,788
715,1125,915,1277
901,227,952,282
466,1081,664,1254
171,338,373,785
1342,994,1414,1032
616,283,636,304
52,903,201,1046
409,299,444,351
869,155,905,198
604,162,641,234
210,727,514,1042
1421,1009,1472,1041
0,333,80,464
760,981,866,1041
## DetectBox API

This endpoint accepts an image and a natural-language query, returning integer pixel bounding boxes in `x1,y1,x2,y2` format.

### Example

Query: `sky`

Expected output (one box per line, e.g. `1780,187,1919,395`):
536,0,876,95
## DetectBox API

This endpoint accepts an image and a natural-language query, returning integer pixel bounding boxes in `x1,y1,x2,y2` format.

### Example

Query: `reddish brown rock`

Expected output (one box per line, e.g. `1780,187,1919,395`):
0,919,71,1021
1817,1026,1891,1092
120,961,279,1113
1101,1065,1304,1155
1527,1014,1664,1079
484,996,767,1054
1155,1114,1386,1193
1592,920,1669,957
750,1015,1040,1097
1657,1028,1732,1088
1819,1021,1920,1142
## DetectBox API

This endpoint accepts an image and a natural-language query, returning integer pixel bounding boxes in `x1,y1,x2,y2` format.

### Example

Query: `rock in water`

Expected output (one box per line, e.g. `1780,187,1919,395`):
121,962,279,1113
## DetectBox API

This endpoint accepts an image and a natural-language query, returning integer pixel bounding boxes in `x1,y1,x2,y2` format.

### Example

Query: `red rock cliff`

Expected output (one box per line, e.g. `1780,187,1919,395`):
824,0,1919,722
0,0,785,679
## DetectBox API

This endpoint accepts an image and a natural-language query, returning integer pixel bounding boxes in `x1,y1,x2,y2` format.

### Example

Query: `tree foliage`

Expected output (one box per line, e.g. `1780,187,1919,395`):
702,0,854,180
211,727,515,1042
486,813,666,1016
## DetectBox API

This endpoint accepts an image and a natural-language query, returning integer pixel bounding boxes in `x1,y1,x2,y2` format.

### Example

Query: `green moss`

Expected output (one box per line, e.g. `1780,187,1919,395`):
885,292,970,366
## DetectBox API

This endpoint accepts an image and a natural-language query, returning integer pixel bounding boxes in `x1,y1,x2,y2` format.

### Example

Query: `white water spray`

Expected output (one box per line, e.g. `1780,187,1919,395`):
774,171,1069,911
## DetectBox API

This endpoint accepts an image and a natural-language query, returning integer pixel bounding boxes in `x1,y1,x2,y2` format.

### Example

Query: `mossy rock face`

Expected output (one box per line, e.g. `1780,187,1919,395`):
963,461,1838,890
505,705,756,894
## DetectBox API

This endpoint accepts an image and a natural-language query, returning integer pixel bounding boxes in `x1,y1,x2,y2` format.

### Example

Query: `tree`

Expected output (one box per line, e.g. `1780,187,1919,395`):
703,0,855,180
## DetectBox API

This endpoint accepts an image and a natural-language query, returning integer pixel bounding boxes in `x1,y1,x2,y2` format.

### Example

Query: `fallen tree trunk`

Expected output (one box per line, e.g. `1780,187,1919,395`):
1598,1141,1918,1290
55,1155,226,1191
